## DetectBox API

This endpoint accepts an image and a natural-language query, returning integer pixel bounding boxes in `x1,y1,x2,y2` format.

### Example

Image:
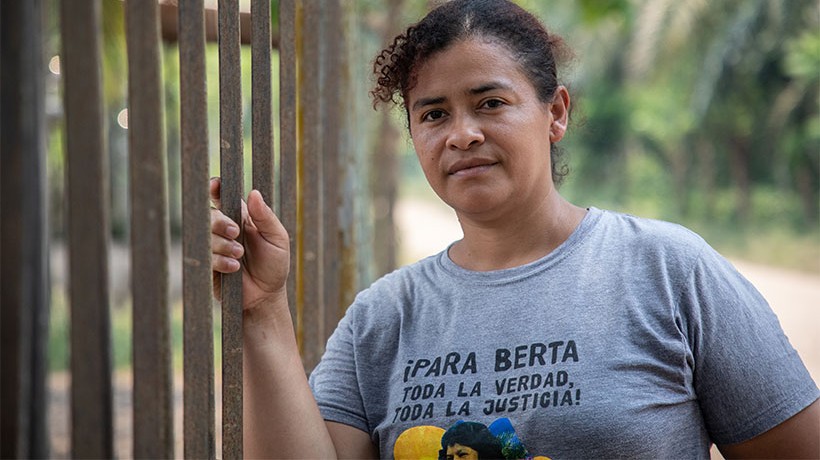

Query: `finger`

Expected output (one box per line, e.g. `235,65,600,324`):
212,254,241,273
247,190,289,247
211,233,244,259
210,207,240,239
209,177,222,209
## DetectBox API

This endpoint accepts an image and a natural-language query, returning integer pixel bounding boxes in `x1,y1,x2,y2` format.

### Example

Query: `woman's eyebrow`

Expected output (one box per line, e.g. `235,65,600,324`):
469,81,512,95
411,96,446,112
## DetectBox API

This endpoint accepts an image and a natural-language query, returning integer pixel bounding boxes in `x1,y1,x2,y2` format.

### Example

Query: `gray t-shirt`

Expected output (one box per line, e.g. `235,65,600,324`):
309,208,819,459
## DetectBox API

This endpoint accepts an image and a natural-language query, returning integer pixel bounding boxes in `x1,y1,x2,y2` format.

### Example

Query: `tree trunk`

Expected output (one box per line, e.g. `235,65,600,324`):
795,167,818,226
697,139,717,220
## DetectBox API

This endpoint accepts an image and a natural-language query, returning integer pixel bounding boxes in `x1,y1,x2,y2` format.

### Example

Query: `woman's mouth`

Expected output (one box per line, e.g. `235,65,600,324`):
448,159,499,176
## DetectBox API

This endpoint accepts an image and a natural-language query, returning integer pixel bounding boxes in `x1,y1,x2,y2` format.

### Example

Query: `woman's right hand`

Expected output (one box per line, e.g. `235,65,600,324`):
210,177,290,311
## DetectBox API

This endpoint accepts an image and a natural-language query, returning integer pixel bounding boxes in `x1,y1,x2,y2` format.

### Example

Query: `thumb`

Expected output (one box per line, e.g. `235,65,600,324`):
246,190,288,248
209,177,222,209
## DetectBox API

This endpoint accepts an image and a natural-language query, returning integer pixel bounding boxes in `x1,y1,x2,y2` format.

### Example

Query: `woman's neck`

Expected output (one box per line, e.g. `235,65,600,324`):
448,191,586,272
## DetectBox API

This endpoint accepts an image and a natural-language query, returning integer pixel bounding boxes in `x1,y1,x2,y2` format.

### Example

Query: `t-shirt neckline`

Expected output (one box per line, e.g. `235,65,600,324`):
437,207,603,285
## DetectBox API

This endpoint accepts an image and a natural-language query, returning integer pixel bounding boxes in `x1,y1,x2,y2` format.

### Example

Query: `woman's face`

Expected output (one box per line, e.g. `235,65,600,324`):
446,443,479,460
406,37,568,223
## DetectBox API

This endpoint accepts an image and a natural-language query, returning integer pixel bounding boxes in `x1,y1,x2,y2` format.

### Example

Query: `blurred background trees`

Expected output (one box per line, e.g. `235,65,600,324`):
23,3,818,456
550,0,820,269
44,0,819,277
560,0,819,227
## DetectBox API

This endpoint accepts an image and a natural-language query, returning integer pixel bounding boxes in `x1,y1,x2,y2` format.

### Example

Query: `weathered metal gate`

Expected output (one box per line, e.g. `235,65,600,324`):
1,0,364,458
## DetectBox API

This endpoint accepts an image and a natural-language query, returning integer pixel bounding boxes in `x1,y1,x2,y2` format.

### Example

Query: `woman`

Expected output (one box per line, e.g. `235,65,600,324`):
438,422,504,460
210,0,819,457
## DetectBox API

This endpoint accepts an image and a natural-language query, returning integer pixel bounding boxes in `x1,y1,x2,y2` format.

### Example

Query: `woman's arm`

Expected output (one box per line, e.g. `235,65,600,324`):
242,291,336,457
211,178,376,457
718,399,819,459
327,422,379,459
243,293,376,458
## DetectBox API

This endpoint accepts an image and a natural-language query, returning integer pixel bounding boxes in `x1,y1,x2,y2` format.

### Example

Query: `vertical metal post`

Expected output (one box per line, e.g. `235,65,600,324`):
321,0,343,343
338,0,363,317
300,0,324,372
218,1,243,457
125,1,174,458
372,0,404,278
178,1,216,458
0,1,50,458
60,0,114,457
252,0,274,203
279,0,298,332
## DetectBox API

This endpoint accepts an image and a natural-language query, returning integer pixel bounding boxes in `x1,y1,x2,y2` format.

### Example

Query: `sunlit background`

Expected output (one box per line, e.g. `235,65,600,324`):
35,0,818,457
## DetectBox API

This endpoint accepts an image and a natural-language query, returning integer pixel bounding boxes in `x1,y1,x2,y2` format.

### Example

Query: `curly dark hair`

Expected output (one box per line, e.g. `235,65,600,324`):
438,422,505,460
371,0,574,185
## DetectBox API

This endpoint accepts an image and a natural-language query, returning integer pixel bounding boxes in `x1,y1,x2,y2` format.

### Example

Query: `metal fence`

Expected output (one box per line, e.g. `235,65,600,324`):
1,0,363,457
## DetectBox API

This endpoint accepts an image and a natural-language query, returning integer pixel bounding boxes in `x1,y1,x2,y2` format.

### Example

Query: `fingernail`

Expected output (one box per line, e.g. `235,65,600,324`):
226,225,239,238
231,243,244,257
253,189,266,205
228,259,240,271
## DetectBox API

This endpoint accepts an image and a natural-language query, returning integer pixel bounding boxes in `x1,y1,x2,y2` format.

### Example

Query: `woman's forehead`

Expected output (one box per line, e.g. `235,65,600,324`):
415,36,514,72
407,39,532,103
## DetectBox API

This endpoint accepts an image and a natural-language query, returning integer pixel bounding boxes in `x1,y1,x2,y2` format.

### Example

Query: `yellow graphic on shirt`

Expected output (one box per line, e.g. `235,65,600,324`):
395,426,446,460
393,418,551,460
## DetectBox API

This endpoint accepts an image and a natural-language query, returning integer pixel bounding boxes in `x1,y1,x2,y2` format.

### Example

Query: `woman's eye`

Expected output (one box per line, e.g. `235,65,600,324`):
422,109,445,122
482,99,504,109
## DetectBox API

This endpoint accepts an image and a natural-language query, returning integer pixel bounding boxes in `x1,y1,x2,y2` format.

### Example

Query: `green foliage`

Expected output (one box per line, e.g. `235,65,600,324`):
630,85,694,148
101,0,127,107
270,0,279,34
540,0,819,238
576,0,630,24
47,290,69,371
784,30,820,82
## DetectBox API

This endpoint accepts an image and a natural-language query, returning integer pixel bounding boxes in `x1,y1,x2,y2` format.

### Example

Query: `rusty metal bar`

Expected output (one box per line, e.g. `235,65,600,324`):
252,0,274,203
0,1,50,458
178,0,216,458
300,0,324,372
321,0,343,343
279,0,298,330
60,0,114,458
336,0,360,318
218,0,244,457
125,1,174,458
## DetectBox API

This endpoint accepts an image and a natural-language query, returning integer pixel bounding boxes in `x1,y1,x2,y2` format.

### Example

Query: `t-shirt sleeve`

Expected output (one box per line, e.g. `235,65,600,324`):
677,245,819,445
308,306,371,435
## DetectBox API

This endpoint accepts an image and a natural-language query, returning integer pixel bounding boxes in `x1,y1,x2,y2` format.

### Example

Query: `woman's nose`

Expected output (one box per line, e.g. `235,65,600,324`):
445,114,484,151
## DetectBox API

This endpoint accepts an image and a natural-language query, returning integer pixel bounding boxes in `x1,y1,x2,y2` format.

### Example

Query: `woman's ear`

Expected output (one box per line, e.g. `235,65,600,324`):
549,86,570,143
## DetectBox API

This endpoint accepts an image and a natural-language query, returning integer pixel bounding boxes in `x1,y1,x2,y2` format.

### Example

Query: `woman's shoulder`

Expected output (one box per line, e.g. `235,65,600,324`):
595,208,707,249
588,208,712,269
